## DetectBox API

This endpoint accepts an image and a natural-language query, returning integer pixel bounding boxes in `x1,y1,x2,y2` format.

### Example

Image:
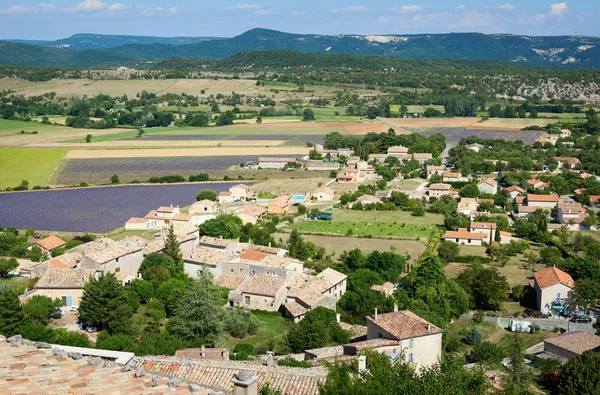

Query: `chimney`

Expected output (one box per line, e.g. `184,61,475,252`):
170,204,173,207
426,324,431,332
266,352,275,367
232,371,258,395
336,313,341,324
201,345,206,359
358,355,367,372
393,303,398,313
374,308,378,321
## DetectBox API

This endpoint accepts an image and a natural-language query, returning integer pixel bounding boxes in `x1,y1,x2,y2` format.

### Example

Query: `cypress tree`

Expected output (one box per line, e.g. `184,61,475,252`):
0,288,25,336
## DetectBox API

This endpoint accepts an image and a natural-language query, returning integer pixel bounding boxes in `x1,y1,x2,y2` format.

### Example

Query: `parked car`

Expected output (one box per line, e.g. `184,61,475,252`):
570,315,592,323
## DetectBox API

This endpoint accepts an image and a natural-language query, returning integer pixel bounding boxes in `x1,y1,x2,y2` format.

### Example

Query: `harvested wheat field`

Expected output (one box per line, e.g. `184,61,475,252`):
384,117,479,129
64,146,310,159
32,140,288,149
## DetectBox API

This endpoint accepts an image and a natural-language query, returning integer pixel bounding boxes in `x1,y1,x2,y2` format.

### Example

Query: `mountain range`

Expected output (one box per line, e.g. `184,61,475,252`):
1,28,600,69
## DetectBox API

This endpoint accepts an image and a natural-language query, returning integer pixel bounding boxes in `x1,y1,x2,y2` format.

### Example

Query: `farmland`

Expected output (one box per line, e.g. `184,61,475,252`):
50,155,306,185
411,128,545,144
0,148,66,189
0,182,243,233
287,210,443,240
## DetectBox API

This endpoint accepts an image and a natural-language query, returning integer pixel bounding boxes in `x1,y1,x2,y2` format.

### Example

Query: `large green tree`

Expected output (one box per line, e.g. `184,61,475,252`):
455,263,510,310
199,215,243,239
22,295,62,324
163,225,184,276
286,307,349,353
196,189,217,201
0,257,19,277
79,273,133,333
558,351,600,395
168,273,224,346
0,287,25,336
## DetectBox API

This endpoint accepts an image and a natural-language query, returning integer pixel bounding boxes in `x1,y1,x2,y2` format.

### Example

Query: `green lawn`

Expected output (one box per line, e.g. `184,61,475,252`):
0,119,66,133
261,81,297,88
289,210,443,239
0,148,67,189
219,310,290,352
390,105,445,114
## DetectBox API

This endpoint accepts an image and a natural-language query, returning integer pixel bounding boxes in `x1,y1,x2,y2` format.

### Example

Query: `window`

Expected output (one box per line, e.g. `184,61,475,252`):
557,292,562,300
115,267,120,273
409,339,414,348
252,271,256,276
408,353,414,363
245,296,250,305
116,257,119,263
230,268,234,273
378,332,383,338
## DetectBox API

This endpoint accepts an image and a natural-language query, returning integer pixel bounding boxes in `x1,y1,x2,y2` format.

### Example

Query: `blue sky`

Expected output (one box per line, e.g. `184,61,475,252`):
0,1,598,40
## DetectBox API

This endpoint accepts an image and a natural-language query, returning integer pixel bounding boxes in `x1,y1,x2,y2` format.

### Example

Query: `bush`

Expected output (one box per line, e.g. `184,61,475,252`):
20,322,55,342
470,341,505,364
464,328,483,345
443,331,463,353
278,359,311,368
473,311,485,324
189,173,209,182
234,343,255,355
453,255,492,264
96,332,135,352
54,328,91,347
225,309,259,338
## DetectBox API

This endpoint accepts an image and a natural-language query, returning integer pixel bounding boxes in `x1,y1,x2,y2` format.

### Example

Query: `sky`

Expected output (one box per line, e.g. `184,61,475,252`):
0,1,598,40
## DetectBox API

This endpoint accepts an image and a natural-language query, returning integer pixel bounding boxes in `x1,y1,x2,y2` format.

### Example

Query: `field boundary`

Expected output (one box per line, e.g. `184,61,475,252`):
277,228,429,242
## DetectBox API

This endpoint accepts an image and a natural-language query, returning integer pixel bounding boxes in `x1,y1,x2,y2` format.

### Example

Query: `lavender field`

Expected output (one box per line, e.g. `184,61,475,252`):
0,183,242,233
413,128,544,144
53,155,304,185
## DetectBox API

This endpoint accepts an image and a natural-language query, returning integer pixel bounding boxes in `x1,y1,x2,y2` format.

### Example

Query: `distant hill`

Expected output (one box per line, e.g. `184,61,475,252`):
1,33,222,50
1,28,600,69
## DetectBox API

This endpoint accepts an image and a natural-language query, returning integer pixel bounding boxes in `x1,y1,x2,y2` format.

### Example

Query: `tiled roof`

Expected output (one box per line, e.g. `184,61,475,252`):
534,267,574,290
339,322,368,341
287,274,333,307
172,214,193,221
304,346,344,359
427,165,444,171
590,195,600,205
269,195,291,207
516,196,525,204
240,249,269,262
470,221,497,230
35,268,97,289
157,206,177,213
370,282,395,294
144,210,159,219
412,153,432,159
314,187,335,196
443,228,486,240
230,184,252,192
443,172,461,178
506,185,525,193
557,202,585,213
0,340,202,395
126,217,151,224
258,157,298,163
175,348,229,361
67,239,142,265
356,195,381,204
316,268,347,286
518,205,551,213
544,331,600,355
132,357,327,395
554,157,581,165
527,194,559,202
283,301,308,318
235,204,267,217
213,274,247,290
478,178,497,186
186,247,226,266
366,310,442,340
387,146,408,153
429,183,451,190
248,244,286,255
35,235,66,251
242,276,285,297
44,258,71,269
345,338,399,351
219,191,233,196
199,236,230,248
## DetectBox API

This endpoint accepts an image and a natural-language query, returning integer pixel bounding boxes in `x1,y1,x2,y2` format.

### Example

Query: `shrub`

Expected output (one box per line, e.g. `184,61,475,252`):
225,309,259,338
470,341,505,364
20,322,55,342
473,311,485,324
464,328,483,345
443,331,463,353
96,332,135,352
278,359,311,368
54,328,91,347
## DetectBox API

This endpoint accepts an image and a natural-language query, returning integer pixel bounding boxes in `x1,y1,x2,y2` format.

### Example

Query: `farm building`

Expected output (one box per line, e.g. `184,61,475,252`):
30,235,66,256
428,183,452,198
234,204,267,225
268,195,291,214
426,165,444,179
22,268,98,308
477,179,498,195
526,194,559,209
258,157,298,170
443,228,486,246
412,153,433,163
191,199,217,214
506,185,526,200
533,266,574,314
443,172,469,183
554,157,581,170
360,308,442,370
218,191,234,204
229,184,255,201
305,160,340,171
313,187,335,202
543,331,600,361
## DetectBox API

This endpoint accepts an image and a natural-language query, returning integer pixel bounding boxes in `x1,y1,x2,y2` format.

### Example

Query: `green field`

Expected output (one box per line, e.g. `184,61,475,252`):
0,119,70,133
390,105,445,114
219,310,290,352
0,148,67,189
288,210,443,239
261,81,297,88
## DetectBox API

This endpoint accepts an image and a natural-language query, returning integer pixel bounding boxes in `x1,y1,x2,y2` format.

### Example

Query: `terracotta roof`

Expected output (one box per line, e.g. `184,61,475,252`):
219,191,233,196
44,258,71,269
345,338,399,351
35,268,97,289
470,222,497,230
235,204,267,218
557,202,585,213
287,274,333,306
133,357,327,395
554,157,581,165
247,244,286,255
258,157,298,163
500,231,512,237
518,205,551,214
193,199,217,206
590,195,600,205
356,195,381,204
242,276,285,297
144,210,158,219
316,268,347,286
478,178,497,186
0,340,202,395
443,172,461,178
240,249,269,262
429,183,451,190
506,185,525,193
213,274,247,290
230,184,252,192
186,246,226,266
366,310,442,340
527,194,559,202
157,206,177,213
269,195,291,207
314,187,335,196
516,196,525,204
284,301,308,318
199,236,231,248
534,267,574,290
412,153,432,159
427,165,444,171
444,228,486,240
387,146,408,153
370,282,395,294
126,217,151,224
544,331,600,355
35,235,66,251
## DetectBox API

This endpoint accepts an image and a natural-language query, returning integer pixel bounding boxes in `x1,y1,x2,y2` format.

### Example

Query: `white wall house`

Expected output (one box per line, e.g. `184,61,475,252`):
533,267,574,314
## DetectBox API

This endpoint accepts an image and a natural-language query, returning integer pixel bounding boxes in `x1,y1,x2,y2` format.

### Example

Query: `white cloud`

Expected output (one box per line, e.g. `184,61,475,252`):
391,5,423,14
254,9,275,15
106,3,130,14
225,4,261,10
168,7,178,15
330,6,368,13
72,0,106,12
0,4,57,14
549,2,568,17
378,15,391,24
498,4,516,11
292,10,307,16
138,6,179,17
455,5,465,11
